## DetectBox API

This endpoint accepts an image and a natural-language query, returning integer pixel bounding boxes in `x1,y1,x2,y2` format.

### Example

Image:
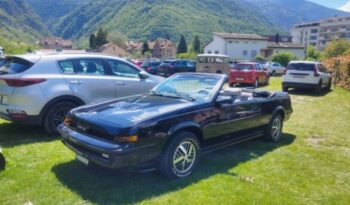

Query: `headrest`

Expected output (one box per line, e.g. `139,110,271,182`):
223,88,242,96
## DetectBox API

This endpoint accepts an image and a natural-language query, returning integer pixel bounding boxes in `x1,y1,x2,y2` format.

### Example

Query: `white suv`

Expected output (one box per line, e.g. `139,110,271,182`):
282,61,331,93
0,53,163,134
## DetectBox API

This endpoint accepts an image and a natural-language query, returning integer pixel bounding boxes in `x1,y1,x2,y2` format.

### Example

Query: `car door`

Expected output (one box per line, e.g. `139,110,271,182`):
255,64,266,83
203,96,263,140
318,64,330,87
106,59,155,97
59,58,117,104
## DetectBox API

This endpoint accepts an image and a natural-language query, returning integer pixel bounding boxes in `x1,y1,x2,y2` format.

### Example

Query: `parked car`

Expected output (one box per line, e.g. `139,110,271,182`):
0,53,163,134
196,54,231,75
132,59,144,68
58,73,293,178
282,61,331,93
140,60,162,75
263,62,285,76
229,62,269,87
157,59,196,77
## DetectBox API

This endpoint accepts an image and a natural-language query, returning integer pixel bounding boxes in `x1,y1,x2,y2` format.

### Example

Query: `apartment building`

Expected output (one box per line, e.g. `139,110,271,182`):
292,16,350,50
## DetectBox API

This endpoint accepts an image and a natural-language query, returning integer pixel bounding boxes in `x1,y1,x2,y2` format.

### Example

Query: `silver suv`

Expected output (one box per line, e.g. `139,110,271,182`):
0,53,163,133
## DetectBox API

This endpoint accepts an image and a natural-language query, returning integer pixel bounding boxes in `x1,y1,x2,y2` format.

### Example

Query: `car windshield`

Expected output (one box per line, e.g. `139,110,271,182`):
160,61,176,66
287,63,315,71
233,64,253,70
151,74,223,102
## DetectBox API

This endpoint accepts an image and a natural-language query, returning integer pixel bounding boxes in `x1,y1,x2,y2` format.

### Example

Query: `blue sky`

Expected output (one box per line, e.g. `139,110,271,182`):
307,0,348,9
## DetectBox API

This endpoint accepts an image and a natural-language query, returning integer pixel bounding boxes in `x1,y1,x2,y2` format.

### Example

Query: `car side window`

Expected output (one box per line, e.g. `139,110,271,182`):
256,64,261,70
107,60,140,78
59,60,75,74
318,64,327,73
76,59,106,75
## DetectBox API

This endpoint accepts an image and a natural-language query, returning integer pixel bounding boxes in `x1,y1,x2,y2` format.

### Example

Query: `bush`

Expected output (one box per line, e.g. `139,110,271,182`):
323,39,350,59
271,52,297,67
176,52,197,60
322,55,350,90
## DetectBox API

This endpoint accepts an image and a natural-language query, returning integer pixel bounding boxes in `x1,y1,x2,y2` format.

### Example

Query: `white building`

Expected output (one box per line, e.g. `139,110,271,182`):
292,16,350,50
204,33,305,60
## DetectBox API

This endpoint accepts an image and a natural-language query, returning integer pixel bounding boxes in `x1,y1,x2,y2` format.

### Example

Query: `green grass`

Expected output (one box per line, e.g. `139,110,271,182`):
0,77,350,205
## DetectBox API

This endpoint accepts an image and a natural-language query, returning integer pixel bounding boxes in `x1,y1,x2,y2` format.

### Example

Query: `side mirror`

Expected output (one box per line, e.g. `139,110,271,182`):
139,71,149,79
215,95,233,106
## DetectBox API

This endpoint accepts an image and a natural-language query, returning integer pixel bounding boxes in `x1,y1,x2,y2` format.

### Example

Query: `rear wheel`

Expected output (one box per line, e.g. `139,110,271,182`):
272,70,276,76
43,101,77,135
314,81,322,94
326,79,332,91
158,131,200,179
265,77,270,85
264,114,283,142
282,85,288,92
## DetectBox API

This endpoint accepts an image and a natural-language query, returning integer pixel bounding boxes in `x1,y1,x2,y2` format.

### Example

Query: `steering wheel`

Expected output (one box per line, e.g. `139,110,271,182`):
198,89,209,95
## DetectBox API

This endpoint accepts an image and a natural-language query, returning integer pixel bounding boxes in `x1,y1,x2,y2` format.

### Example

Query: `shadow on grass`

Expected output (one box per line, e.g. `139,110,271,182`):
287,88,332,97
0,122,55,148
52,133,295,205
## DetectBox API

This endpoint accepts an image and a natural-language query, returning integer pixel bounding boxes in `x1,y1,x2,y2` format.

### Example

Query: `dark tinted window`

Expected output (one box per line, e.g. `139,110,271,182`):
233,64,253,70
0,57,33,75
160,61,176,66
287,63,315,71
150,62,161,66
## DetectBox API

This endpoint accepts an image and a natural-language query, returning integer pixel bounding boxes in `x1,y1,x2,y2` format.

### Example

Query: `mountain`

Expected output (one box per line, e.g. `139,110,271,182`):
26,0,90,29
246,0,349,30
0,0,49,42
48,0,285,45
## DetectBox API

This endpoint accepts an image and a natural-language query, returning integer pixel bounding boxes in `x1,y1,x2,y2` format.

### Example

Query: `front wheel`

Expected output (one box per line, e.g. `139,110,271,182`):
158,131,200,179
264,114,283,142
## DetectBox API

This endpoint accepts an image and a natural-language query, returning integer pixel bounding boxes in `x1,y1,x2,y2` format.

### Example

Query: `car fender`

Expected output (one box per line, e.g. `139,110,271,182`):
167,121,203,139
272,105,286,120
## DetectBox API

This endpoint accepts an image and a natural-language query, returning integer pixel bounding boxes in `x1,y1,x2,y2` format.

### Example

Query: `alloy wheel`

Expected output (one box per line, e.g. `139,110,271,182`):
52,106,72,127
172,140,197,175
271,117,282,140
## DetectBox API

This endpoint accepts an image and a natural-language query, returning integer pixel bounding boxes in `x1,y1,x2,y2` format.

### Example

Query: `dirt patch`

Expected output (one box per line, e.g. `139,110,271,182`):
306,135,326,149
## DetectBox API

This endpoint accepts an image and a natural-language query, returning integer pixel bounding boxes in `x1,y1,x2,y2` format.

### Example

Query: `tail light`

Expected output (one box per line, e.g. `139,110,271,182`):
1,78,46,87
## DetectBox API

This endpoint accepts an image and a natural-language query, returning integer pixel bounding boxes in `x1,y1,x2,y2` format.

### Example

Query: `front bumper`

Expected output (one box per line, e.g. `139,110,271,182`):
58,124,157,169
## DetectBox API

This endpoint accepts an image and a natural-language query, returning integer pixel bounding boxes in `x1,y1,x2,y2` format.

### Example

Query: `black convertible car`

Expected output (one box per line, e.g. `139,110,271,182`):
58,73,292,178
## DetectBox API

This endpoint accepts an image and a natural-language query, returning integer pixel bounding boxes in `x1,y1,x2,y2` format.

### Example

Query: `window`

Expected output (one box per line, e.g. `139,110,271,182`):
243,50,248,56
244,41,249,44
0,57,34,75
228,40,233,44
59,60,75,74
107,60,139,78
251,50,257,58
208,50,212,54
234,40,239,44
310,36,317,40
256,64,262,70
76,59,106,75
215,51,219,54
311,29,318,34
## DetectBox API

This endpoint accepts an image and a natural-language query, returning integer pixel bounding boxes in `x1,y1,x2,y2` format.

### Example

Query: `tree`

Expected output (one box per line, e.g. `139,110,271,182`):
323,39,350,59
107,32,128,48
193,35,201,53
95,28,108,48
177,35,187,54
271,52,297,67
89,33,96,49
142,40,150,55
305,45,321,61
255,55,265,62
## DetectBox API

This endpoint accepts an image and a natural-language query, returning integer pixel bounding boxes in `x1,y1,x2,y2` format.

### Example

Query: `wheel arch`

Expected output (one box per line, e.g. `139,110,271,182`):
272,106,286,120
39,95,85,124
167,121,204,144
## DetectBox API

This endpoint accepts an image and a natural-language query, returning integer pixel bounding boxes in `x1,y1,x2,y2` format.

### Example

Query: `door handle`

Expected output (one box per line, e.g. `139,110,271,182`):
70,80,83,85
116,81,125,86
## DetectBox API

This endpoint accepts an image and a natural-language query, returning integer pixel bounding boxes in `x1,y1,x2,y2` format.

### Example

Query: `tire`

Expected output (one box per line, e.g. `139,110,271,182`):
158,131,200,179
272,70,276,76
282,85,288,92
264,113,283,142
326,79,332,91
0,151,5,170
43,101,77,135
253,79,259,88
265,77,270,85
314,81,322,94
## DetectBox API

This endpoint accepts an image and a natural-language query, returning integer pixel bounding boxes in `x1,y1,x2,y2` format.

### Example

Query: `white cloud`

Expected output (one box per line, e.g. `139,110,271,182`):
339,1,350,12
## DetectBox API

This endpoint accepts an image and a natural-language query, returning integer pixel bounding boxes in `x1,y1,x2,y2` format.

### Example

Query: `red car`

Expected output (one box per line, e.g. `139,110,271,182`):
229,62,269,87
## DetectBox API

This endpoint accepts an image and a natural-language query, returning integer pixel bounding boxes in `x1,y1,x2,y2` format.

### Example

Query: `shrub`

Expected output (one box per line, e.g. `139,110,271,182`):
322,55,350,90
323,39,350,59
176,52,197,60
271,52,297,67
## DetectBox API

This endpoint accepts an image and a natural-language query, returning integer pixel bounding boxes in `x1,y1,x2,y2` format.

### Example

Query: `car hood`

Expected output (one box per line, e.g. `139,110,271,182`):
71,94,203,129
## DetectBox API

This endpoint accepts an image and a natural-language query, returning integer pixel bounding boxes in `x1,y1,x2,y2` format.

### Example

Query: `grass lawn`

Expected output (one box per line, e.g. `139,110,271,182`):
0,77,349,205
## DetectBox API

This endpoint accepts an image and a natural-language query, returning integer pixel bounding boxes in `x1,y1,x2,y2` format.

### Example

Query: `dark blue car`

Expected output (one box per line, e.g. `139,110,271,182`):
58,73,292,178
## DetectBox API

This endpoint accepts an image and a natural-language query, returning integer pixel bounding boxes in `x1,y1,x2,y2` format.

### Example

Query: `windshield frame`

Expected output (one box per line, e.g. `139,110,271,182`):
150,73,226,103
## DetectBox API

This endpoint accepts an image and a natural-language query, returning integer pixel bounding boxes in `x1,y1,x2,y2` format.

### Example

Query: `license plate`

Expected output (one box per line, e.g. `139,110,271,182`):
292,75,304,78
236,78,244,81
76,155,89,165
